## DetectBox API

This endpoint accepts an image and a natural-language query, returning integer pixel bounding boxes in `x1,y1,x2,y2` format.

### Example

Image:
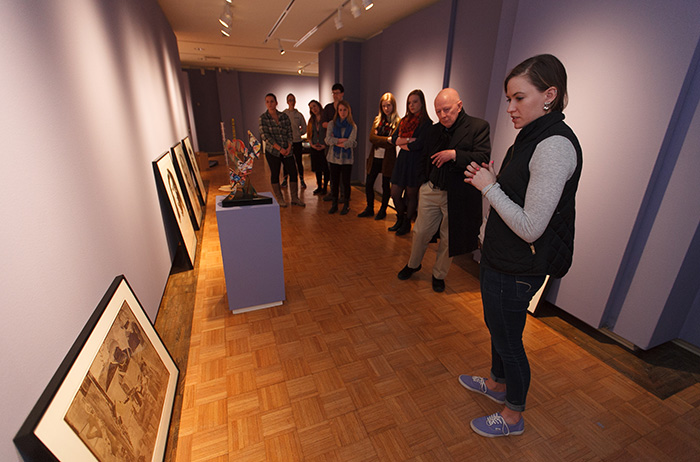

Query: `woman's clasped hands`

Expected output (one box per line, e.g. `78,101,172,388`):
464,160,496,193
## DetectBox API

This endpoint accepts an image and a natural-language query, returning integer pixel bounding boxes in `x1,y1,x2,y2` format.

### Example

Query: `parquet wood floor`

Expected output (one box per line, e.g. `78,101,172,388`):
162,154,700,462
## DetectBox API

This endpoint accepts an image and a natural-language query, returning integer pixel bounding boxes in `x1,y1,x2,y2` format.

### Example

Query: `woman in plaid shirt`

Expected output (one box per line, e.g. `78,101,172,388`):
259,93,305,207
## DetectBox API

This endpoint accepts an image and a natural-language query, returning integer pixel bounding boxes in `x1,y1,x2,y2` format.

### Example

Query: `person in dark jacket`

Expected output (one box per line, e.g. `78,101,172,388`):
462,54,583,438
388,89,432,235
396,88,491,292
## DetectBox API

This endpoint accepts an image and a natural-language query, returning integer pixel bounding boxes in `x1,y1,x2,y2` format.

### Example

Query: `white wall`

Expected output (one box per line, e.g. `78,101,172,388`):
0,0,189,459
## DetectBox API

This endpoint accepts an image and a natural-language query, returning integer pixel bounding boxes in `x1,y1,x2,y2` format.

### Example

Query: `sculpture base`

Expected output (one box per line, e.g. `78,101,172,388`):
221,190,273,207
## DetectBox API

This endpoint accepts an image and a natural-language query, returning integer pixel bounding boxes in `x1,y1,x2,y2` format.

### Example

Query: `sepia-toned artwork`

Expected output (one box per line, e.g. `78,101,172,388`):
64,301,168,461
14,276,178,462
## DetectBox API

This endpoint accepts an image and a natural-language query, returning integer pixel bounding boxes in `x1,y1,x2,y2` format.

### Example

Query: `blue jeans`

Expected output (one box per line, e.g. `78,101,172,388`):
480,266,545,412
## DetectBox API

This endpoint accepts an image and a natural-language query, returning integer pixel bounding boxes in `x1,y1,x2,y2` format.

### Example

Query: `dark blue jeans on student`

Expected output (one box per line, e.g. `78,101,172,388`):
480,266,546,412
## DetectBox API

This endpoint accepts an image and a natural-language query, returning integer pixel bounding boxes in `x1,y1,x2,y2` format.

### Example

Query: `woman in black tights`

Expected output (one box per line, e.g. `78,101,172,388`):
389,89,432,235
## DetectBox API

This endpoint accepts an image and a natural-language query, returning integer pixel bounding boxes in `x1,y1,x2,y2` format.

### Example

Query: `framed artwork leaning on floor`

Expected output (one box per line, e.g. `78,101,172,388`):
14,275,179,462
171,142,203,230
154,150,197,267
182,136,206,205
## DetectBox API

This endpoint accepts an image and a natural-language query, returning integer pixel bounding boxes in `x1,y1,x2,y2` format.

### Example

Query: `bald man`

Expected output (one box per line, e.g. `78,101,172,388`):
397,88,491,292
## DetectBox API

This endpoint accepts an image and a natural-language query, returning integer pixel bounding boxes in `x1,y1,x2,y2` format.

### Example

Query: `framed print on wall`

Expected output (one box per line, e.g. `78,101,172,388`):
182,136,206,205
14,275,179,462
171,142,203,230
154,151,197,266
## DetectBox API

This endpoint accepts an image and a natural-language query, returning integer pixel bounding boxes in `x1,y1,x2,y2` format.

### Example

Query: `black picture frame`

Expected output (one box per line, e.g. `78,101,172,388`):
154,151,197,266
182,136,206,205
14,275,179,461
171,142,203,230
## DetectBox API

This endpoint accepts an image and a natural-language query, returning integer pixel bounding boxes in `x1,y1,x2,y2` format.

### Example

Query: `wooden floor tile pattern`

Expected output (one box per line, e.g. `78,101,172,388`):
165,155,700,461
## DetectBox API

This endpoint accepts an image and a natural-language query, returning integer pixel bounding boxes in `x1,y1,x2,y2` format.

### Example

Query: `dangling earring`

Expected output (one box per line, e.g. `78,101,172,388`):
543,101,551,111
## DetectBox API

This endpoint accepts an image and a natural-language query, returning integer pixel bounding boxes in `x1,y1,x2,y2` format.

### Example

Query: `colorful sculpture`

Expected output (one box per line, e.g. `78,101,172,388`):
220,121,271,207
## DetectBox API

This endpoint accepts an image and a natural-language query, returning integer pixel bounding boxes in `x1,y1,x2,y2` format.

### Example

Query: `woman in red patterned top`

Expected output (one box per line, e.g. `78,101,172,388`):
389,89,432,235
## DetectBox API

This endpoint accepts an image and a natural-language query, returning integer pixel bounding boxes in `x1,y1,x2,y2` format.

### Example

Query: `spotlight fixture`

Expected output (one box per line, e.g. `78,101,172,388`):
297,68,303,75
334,8,343,30
221,28,231,37
278,39,285,55
362,0,374,10
219,4,232,28
350,0,361,18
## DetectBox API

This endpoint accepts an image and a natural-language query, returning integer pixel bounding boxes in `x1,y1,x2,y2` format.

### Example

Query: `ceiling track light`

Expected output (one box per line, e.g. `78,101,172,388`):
219,4,232,28
334,8,343,30
350,0,361,18
295,0,375,49
221,29,230,37
278,39,285,55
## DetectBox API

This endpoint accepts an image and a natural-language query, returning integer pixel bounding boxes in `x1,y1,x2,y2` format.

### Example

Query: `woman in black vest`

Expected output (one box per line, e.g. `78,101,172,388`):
462,54,583,438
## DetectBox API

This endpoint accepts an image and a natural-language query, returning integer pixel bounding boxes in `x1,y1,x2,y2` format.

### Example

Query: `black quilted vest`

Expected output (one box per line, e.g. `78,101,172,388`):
481,112,583,278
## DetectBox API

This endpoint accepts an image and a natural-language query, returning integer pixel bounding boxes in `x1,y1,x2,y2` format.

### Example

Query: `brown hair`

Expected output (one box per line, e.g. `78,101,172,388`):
333,100,356,127
308,100,322,121
505,54,568,112
405,89,430,123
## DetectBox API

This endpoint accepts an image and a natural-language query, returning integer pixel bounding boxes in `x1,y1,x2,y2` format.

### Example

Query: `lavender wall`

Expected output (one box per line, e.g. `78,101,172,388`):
485,0,700,347
217,70,244,143
356,0,452,180
447,0,503,120
319,44,338,107
237,72,319,149
614,51,700,348
187,69,222,152
0,0,189,459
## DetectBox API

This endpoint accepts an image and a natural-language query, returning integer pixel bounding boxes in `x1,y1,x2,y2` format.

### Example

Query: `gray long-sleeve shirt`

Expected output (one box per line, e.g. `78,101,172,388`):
484,135,577,243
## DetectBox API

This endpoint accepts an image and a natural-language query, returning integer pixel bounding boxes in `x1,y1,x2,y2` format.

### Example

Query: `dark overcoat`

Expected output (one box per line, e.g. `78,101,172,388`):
422,110,491,256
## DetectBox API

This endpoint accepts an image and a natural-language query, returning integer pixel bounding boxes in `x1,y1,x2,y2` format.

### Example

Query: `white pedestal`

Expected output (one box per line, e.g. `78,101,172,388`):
216,193,285,312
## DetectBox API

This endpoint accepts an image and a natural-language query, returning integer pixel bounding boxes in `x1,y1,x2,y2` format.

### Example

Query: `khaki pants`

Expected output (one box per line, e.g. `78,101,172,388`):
408,182,452,279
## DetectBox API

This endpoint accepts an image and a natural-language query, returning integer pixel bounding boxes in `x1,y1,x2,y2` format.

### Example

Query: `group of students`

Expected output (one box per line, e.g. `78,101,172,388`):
259,54,583,439
258,84,357,214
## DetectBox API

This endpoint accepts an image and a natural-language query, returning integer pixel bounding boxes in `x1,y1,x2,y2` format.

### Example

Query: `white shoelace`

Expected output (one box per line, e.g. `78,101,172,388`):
472,376,488,393
485,413,510,435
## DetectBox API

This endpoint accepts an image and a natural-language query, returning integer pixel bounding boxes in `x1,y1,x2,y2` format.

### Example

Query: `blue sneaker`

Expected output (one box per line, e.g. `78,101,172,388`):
458,375,506,404
470,413,524,437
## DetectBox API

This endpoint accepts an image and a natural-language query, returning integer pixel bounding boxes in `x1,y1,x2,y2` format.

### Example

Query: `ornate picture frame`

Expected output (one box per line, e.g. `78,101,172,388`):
14,275,179,461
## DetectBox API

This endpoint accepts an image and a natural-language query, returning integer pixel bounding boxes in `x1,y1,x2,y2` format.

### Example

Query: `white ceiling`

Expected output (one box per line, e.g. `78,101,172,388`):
157,0,440,76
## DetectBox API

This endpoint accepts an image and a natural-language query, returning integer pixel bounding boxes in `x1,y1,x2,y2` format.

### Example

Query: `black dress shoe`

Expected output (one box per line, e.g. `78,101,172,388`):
395,220,411,236
328,203,338,214
388,216,404,232
432,276,445,292
374,209,387,220
398,264,421,280
357,208,374,218
312,188,322,195
340,204,350,215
